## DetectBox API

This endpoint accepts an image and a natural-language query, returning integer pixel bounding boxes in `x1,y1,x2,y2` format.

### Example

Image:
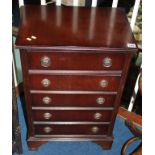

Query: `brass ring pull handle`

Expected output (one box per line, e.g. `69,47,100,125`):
94,112,102,120
42,96,52,104
43,112,52,120
41,79,51,87
41,56,51,67
43,126,52,133
91,126,99,133
100,80,108,88
96,97,105,105
103,57,112,67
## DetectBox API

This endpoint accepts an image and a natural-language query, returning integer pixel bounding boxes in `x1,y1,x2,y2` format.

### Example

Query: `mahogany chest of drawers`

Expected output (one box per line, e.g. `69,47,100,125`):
15,5,137,150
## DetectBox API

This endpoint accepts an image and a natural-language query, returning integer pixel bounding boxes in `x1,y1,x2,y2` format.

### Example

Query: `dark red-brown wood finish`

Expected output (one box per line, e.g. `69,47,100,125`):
32,109,113,122
29,74,121,91
34,124,109,135
28,52,126,70
16,5,137,51
16,5,138,150
30,93,116,107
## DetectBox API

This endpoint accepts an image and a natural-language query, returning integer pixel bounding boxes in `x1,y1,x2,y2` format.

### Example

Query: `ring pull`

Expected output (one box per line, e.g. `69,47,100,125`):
91,126,99,133
94,113,102,120
100,80,108,88
96,97,105,105
41,78,51,87
41,56,51,67
43,112,52,120
42,96,52,105
103,57,112,67
43,126,52,133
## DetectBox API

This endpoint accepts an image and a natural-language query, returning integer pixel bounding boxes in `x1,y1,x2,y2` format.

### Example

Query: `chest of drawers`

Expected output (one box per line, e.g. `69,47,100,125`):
15,5,138,150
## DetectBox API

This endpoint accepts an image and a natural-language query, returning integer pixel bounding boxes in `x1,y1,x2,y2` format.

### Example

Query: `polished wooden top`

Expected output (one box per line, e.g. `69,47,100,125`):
16,5,137,51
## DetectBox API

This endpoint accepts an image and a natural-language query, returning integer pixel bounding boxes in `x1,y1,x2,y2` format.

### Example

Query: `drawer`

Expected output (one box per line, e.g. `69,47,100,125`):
28,52,125,70
29,75,121,91
31,93,116,107
32,110,112,122
34,124,109,135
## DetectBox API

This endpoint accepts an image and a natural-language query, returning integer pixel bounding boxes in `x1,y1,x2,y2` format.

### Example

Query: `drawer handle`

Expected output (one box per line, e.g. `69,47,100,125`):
41,56,51,67
41,79,51,87
43,126,52,133
103,57,112,67
43,112,52,120
91,126,99,133
100,80,108,88
94,112,102,120
96,97,105,105
42,96,52,104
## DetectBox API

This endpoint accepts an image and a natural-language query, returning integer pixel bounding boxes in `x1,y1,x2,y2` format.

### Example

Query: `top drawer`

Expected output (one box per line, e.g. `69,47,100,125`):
27,51,125,70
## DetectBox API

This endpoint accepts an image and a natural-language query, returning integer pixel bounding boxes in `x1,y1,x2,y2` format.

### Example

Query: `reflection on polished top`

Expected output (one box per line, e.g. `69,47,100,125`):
16,5,137,50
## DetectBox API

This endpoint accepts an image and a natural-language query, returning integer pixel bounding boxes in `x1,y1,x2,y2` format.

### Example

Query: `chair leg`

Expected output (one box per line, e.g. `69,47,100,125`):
121,137,140,155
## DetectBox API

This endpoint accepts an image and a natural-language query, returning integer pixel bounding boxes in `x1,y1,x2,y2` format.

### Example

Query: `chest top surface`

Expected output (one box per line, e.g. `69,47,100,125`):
16,5,137,51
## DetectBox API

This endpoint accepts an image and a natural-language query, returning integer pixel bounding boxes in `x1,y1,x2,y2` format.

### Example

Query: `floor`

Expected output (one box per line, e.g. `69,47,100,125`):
13,97,141,155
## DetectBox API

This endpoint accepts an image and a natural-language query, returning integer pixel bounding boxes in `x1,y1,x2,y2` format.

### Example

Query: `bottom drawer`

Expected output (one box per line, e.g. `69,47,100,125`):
34,124,109,135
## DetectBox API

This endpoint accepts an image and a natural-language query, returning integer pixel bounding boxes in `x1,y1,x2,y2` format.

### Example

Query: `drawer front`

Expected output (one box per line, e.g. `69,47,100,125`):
32,110,112,122
28,52,125,70
29,75,120,91
31,93,116,107
34,124,109,135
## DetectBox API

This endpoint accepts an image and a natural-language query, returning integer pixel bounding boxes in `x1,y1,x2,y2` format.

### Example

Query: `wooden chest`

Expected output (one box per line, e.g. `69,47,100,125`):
15,5,137,150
